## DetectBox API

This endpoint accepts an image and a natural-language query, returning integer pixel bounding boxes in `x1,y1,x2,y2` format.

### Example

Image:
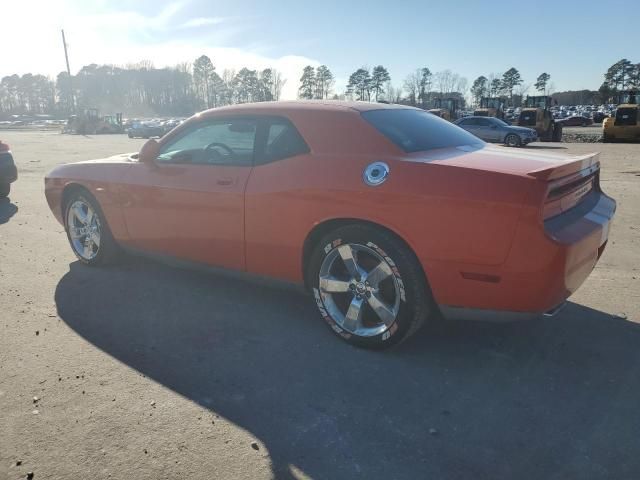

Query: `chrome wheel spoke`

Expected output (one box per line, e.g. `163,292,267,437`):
72,204,87,224
366,261,393,288
85,207,95,226
69,226,83,239
319,276,351,293
337,244,361,279
90,231,101,248
343,296,364,332
83,239,93,258
367,292,396,326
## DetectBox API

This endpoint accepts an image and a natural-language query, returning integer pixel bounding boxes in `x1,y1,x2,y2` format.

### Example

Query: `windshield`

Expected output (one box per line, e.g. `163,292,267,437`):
361,109,484,153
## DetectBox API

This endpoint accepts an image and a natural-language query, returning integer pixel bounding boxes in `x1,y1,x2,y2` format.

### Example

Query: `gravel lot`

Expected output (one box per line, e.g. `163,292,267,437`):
1,132,639,480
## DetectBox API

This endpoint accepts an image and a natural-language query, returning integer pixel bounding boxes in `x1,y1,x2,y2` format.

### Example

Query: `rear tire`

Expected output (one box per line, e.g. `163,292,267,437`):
63,190,119,266
308,224,433,349
0,183,9,198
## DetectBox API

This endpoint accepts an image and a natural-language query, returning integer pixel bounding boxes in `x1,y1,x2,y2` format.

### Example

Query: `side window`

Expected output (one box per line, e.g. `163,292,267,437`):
260,119,309,164
460,118,475,126
157,119,257,166
477,118,491,127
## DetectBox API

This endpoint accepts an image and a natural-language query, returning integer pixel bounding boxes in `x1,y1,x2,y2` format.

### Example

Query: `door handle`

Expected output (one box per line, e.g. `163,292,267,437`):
217,177,234,186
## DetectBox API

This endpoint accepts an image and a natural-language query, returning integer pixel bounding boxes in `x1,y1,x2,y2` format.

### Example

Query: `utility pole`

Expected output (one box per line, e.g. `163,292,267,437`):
61,29,75,113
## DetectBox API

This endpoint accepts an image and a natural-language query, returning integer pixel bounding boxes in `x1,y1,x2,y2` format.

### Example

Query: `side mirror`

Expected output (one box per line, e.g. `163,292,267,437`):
139,138,160,164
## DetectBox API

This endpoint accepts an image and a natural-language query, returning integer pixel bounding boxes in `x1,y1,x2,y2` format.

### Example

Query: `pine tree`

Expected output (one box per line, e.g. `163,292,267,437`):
370,65,391,101
534,73,551,95
470,76,488,105
501,67,523,103
298,66,316,99
346,68,372,101
315,65,334,99
193,55,216,108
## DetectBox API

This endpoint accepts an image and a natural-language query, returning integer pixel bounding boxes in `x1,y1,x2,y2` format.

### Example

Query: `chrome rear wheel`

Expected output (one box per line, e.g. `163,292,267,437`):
318,243,400,337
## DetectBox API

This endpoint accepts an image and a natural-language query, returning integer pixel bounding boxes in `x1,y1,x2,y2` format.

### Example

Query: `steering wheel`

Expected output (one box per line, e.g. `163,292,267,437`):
204,142,235,162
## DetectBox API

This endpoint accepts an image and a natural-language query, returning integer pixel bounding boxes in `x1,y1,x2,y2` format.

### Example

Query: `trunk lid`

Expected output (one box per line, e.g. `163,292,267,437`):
407,144,599,180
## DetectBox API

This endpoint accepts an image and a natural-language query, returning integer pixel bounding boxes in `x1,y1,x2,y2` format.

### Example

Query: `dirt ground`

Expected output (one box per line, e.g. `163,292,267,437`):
1,131,639,480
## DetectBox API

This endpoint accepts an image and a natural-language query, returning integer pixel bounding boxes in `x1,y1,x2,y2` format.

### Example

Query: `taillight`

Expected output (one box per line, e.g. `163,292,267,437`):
0,142,9,153
543,168,597,220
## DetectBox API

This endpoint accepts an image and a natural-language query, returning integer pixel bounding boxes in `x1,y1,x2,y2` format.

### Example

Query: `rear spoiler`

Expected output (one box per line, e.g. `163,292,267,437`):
527,152,600,181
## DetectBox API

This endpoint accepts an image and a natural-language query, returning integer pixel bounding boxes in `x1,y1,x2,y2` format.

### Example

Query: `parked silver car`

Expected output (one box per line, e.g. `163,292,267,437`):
454,116,537,147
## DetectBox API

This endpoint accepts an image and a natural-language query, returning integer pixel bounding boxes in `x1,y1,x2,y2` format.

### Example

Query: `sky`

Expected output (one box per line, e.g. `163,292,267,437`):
1,0,637,100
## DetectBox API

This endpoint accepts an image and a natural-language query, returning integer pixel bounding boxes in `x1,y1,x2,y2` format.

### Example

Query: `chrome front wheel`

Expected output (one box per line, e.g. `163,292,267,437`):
66,199,101,261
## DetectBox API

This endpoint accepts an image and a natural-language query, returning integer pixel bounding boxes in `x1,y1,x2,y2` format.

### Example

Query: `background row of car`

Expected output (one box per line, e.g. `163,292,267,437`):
458,104,616,126
125,118,184,138
453,116,537,147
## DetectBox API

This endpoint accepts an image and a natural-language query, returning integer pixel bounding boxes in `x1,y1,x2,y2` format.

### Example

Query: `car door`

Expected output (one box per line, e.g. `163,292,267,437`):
459,118,478,136
475,118,497,141
121,117,258,270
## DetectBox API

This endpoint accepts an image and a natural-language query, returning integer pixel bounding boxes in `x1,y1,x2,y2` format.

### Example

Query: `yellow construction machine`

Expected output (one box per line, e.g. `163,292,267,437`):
428,98,459,121
603,91,639,142
513,96,562,142
64,109,124,135
473,97,505,119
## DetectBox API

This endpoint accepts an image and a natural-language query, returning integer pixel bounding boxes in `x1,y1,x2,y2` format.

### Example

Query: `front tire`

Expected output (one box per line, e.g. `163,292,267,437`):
505,133,521,147
0,183,9,198
63,190,119,266
308,224,432,349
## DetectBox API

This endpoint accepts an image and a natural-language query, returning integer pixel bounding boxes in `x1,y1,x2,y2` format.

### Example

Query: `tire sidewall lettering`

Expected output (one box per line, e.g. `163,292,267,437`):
314,238,405,342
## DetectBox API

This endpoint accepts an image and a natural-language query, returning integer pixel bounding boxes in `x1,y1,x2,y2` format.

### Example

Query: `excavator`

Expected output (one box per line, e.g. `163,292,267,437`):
428,98,459,122
603,90,639,142
473,97,505,119
513,96,562,142
64,108,124,135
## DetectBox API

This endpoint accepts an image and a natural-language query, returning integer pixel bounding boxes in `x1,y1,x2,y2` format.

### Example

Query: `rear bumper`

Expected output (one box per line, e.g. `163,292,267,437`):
427,190,615,320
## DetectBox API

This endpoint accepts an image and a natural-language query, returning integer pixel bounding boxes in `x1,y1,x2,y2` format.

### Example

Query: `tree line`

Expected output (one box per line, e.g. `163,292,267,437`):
2,57,638,118
0,55,286,118
298,64,468,107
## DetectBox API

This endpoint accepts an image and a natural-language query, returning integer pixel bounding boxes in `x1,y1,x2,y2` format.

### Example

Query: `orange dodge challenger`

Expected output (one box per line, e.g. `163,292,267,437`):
45,101,616,348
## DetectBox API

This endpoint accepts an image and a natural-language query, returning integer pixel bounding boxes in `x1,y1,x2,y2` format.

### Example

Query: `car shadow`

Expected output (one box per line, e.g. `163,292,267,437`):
0,197,17,224
55,259,640,479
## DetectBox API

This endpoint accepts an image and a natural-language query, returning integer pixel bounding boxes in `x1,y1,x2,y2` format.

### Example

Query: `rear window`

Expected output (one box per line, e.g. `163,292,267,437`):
615,108,638,126
361,109,484,153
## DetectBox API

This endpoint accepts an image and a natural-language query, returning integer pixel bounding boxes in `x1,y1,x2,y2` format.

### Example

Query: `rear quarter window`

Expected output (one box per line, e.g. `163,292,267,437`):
259,119,310,164
361,109,484,153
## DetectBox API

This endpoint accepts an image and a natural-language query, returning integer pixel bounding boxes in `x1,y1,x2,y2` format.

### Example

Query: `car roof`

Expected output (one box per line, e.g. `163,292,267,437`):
197,100,419,118
457,116,499,121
